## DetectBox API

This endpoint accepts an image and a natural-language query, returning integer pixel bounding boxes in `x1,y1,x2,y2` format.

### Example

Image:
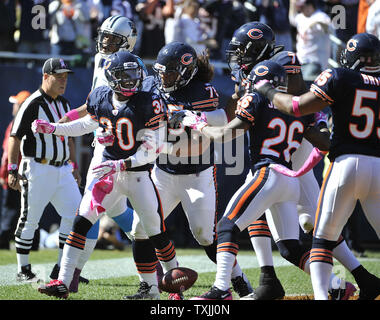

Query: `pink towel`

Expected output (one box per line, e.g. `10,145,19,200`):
90,176,114,215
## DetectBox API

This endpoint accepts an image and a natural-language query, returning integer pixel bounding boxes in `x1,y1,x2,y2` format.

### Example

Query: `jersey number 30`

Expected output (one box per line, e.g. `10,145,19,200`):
100,117,135,150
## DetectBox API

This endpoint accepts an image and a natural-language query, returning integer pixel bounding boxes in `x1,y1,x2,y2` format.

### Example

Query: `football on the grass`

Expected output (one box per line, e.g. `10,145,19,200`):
159,267,198,293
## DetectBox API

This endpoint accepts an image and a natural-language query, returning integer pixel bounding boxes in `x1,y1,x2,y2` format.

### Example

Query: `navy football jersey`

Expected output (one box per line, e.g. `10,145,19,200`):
86,86,165,171
235,92,313,171
156,78,220,174
310,68,380,161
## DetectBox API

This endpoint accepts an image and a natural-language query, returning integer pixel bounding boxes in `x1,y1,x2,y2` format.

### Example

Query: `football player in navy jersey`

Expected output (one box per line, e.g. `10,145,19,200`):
177,60,341,300
34,51,180,299
254,32,380,300
47,16,145,292
119,42,253,300
224,21,360,300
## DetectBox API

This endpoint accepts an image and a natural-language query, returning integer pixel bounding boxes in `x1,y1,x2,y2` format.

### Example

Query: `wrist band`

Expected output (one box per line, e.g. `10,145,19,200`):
70,161,78,170
8,163,18,171
66,109,80,121
292,96,302,117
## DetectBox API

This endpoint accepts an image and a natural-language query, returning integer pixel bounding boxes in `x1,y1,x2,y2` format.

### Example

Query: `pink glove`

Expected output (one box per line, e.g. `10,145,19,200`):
31,119,56,134
90,176,114,215
92,159,127,180
96,130,115,147
271,148,327,177
182,111,208,132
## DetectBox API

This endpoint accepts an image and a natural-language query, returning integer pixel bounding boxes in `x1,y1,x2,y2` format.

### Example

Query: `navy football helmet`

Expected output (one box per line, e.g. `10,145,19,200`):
153,42,198,93
104,51,144,97
271,51,302,74
226,22,277,79
247,60,288,93
340,33,380,73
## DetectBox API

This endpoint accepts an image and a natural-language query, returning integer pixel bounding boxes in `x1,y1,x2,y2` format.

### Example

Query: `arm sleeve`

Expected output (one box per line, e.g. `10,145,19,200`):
53,114,99,136
203,109,228,126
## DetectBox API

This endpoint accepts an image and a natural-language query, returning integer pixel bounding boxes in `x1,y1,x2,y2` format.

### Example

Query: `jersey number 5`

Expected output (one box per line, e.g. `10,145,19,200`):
350,89,380,139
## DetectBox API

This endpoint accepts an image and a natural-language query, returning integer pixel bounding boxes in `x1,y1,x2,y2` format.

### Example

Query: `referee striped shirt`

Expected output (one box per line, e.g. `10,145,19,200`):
11,88,71,163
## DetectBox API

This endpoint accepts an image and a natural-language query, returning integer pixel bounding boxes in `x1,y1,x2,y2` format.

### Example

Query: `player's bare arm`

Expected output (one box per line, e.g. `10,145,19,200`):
254,79,332,117
273,91,329,117
7,136,22,191
224,93,239,121
200,117,250,141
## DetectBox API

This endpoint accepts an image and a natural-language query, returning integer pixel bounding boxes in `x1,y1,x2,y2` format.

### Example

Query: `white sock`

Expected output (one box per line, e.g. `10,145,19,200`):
333,241,360,272
138,272,159,288
17,254,29,272
214,251,236,291
250,237,274,267
159,258,178,274
310,262,332,300
58,245,83,287
76,238,98,270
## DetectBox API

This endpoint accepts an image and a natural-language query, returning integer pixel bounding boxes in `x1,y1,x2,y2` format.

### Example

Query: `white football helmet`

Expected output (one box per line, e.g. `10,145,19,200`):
96,15,137,57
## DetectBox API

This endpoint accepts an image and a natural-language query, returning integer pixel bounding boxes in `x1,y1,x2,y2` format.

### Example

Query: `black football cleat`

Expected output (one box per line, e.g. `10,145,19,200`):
191,286,232,300
16,264,41,283
38,280,69,299
123,281,160,300
231,273,254,298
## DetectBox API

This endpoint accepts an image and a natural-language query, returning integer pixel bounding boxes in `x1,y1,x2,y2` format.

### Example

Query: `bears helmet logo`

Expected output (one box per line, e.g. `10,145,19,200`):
181,53,193,65
247,28,264,40
254,65,269,76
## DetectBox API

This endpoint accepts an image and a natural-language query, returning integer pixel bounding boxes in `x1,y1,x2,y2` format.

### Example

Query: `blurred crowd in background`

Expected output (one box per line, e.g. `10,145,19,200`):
0,0,379,68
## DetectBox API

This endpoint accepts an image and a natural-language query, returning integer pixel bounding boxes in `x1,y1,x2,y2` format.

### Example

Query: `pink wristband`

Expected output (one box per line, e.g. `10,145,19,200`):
65,109,80,121
8,163,18,171
70,162,78,170
292,96,302,117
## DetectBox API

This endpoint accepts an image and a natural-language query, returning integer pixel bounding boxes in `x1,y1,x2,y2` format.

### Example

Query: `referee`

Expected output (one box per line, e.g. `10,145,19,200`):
8,58,82,282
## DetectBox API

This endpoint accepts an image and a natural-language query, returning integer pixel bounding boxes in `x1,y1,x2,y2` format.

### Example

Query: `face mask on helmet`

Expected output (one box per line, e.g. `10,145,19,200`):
226,23,276,79
96,30,126,55
95,16,137,57
340,33,380,73
153,60,198,93
106,61,142,97
247,61,288,94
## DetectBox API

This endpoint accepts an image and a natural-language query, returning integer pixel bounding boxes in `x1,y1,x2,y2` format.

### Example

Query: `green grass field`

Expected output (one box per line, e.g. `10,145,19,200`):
1,247,380,301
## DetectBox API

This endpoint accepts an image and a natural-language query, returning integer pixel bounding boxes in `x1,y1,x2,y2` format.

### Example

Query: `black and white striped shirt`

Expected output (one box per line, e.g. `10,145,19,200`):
11,88,71,163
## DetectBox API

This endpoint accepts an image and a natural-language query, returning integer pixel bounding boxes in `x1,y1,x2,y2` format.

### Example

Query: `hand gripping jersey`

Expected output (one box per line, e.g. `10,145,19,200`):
86,85,164,170
235,92,314,171
310,68,380,161
156,78,220,175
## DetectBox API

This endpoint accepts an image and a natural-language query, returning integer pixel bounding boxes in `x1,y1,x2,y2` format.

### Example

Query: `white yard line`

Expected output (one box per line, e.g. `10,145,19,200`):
1,254,377,287
0,254,291,286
